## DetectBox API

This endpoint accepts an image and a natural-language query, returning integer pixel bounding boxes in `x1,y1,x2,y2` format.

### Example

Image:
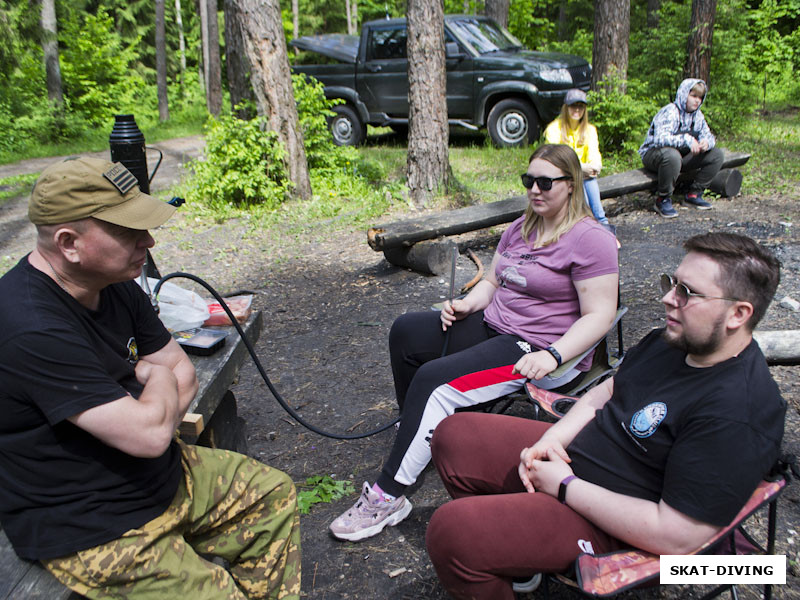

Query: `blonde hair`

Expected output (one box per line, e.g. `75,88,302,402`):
558,101,589,146
691,81,707,97
522,144,592,248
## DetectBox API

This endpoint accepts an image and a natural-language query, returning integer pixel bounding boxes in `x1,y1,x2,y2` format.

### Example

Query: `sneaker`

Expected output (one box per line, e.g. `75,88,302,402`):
329,482,412,541
512,573,543,593
684,193,712,210
654,196,678,218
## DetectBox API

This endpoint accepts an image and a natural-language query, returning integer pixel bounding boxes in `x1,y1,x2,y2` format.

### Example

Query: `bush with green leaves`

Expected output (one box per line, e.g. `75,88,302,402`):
587,78,659,156
190,113,291,209
59,7,144,127
292,74,342,171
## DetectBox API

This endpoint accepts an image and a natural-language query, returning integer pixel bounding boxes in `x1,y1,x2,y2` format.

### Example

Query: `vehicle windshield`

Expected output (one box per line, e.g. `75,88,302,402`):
447,18,524,54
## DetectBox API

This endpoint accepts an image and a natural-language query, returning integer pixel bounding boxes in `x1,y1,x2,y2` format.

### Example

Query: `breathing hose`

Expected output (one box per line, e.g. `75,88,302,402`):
154,272,400,440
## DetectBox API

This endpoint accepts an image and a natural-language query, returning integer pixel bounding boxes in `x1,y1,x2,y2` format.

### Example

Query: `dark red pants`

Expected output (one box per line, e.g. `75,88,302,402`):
426,412,624,600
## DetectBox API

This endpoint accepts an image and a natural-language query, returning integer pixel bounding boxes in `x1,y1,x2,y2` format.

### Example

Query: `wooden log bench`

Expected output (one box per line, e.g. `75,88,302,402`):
0,311,263,600
368,150,750,274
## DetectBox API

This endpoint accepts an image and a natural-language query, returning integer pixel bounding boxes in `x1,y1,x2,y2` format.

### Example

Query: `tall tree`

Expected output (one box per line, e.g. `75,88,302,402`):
292,0,299,54
175,0,187,86
557,0,568,41
684,0,717,83
592,0,629,91
223,0,255,117
485,0,510,28
407,0,450,207
156,0,169,121
646,0,660,28
205,0,223,115
228,0,311,199
346,0,353,34
40,0,64,113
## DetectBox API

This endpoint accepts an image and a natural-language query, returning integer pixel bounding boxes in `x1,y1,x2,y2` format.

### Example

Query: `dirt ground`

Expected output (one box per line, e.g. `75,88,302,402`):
1,136,799,599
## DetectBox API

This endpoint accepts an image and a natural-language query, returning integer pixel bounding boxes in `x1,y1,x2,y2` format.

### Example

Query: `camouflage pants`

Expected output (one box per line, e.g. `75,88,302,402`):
42,441,301,600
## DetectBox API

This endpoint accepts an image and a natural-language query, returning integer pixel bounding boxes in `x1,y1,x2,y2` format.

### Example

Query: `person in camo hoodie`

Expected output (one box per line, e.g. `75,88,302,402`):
639,78,724,218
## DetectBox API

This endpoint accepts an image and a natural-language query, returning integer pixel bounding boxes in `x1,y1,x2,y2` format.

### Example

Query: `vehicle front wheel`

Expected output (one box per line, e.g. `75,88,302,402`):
487,99,540,148
328,104,365,146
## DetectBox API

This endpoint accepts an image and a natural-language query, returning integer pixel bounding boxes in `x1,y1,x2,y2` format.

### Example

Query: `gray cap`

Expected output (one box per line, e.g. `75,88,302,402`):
564,89,588,106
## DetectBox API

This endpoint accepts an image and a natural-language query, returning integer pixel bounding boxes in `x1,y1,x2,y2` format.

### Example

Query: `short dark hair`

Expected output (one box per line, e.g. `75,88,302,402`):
683,232,780,330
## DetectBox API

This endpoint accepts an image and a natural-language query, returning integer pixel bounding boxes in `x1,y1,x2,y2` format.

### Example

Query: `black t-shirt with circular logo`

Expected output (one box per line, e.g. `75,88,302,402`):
569,328,785,527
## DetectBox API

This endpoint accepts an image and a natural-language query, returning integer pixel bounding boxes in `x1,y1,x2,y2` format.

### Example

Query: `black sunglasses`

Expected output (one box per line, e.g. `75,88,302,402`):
520,174,570,191
659,273,739,308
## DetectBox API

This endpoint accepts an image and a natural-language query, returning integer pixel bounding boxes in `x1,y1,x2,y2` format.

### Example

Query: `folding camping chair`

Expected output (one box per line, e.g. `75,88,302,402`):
492,306,627,417
515,387,794,600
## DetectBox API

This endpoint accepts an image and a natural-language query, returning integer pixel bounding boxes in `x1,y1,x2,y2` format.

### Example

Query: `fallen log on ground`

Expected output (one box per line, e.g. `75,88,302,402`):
382,239,458,275
368,150,750,253
753,330,800,364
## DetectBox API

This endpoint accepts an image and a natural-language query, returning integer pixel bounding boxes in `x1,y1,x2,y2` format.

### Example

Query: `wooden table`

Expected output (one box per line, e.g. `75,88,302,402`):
0,311,263,599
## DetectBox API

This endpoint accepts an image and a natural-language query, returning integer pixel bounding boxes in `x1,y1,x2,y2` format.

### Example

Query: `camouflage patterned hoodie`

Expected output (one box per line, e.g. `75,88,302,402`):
638,78,716,158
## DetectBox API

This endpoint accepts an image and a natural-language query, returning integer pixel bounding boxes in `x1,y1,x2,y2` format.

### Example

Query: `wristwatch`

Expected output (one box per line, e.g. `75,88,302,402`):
545,345,563,367
558,475,577,504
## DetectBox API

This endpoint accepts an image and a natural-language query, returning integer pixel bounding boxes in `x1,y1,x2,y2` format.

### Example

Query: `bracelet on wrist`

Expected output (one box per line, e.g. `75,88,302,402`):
545,345,563,366
558,475,577,504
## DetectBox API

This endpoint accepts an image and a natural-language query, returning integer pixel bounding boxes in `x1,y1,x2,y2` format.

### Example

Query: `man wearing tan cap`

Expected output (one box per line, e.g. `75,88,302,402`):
0,157,301,599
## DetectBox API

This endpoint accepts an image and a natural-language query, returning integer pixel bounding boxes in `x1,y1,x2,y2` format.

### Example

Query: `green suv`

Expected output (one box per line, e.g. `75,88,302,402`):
291,15,591,147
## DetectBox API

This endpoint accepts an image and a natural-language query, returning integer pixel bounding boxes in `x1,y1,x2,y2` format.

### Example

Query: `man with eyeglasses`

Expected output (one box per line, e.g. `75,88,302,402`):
426,231,785,600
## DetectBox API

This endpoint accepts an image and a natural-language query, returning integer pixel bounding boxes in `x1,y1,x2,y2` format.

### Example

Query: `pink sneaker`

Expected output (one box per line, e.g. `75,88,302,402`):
329,482,412,542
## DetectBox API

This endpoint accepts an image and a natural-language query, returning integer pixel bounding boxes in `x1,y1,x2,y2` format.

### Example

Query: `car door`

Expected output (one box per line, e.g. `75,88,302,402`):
359,24,409,117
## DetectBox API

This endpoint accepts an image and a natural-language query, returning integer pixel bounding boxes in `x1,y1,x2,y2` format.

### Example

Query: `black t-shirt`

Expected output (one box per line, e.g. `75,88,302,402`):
569,328,785,527
0,256,181,559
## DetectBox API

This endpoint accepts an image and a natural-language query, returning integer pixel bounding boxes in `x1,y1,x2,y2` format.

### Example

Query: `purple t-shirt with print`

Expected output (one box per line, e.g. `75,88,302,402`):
483,216,618,371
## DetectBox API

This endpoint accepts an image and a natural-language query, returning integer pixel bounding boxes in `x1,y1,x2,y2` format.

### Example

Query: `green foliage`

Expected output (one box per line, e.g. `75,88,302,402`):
59,7,144,126
297,475,354,514
0,172,38,206
190,112,291,209
587,78,659,156
291,74,341,170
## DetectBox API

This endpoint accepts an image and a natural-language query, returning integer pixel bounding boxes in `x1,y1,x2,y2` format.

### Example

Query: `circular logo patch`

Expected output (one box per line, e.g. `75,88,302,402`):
629,402,667,438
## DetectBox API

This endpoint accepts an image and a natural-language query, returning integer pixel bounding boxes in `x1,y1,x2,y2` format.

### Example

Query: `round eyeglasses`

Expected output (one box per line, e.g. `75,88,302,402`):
520,174,570,191
659,273,739,308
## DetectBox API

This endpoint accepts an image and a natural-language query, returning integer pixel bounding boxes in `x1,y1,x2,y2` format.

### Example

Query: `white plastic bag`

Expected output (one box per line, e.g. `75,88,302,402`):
136,277,210,332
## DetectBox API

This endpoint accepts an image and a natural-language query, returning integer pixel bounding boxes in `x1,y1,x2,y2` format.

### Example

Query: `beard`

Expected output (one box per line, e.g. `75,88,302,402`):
662,313,726,357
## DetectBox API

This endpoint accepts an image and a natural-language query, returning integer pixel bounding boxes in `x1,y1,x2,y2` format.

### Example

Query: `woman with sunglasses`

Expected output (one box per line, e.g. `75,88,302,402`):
329,144,619,543
544,89,609,227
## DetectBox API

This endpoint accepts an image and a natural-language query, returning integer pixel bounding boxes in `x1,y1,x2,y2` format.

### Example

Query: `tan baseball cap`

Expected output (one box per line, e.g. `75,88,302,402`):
28,157,176,230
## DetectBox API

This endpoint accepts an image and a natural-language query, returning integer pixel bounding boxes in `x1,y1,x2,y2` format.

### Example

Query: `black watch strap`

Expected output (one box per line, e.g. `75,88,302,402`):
558,475,577,504
545,345,563,366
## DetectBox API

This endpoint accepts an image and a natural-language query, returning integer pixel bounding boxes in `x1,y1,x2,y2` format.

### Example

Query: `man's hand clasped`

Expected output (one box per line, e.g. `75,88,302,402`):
518,437,573,495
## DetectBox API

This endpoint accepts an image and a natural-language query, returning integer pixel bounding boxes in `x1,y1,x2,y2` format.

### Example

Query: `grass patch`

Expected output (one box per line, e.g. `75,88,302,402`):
0,118,205,166
0,173,38,207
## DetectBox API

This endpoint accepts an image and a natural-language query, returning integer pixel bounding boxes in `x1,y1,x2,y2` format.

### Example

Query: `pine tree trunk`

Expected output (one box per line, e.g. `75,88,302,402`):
684,0,717,84
156,0,170,121
175,0,187,86
591,0,629,92
206,0,223,116
228,0,312,199
40,0,64,112
557,0,568,41
646,0,660,28
407,0,450,208
484,0,510,28
223,0,255,118
199,0,209,94
292,0,299,54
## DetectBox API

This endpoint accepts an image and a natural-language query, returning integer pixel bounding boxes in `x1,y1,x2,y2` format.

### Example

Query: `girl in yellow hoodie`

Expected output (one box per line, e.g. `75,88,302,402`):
544,89,609,226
